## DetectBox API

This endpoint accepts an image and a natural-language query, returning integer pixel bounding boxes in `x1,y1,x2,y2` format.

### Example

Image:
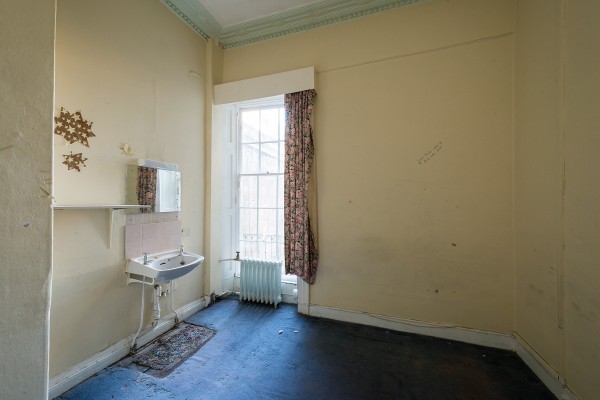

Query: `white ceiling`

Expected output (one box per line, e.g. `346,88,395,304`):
161,0,430,48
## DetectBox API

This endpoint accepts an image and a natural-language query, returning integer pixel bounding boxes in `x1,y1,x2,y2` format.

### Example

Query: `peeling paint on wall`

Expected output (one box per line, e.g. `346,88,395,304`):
38,171,52,198
0,131,24,155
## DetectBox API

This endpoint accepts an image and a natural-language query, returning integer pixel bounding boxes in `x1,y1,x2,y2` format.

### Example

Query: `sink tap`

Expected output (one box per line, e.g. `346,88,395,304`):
179,245,185,265
143,252,149,265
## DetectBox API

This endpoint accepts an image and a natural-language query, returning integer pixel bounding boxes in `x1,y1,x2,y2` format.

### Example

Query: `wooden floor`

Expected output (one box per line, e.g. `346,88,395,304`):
56,296,556,399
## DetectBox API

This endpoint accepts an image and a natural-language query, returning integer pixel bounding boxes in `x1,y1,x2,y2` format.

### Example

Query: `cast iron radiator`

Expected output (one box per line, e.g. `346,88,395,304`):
239,259,282,308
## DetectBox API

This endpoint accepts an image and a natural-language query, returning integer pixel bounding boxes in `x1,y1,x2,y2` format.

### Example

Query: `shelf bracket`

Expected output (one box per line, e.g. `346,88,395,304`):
108,208,115,248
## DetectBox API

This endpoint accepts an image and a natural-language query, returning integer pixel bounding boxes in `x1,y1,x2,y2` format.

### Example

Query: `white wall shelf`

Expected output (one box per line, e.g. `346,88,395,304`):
53,205,150,248
52,205,148,210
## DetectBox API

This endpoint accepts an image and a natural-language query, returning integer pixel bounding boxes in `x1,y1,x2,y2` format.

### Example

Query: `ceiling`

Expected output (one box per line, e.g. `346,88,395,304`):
160,0,429,49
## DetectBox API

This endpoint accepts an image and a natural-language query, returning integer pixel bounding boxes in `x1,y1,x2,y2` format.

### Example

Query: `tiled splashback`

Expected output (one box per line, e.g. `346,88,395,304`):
126,212,178,225
125,217,182,259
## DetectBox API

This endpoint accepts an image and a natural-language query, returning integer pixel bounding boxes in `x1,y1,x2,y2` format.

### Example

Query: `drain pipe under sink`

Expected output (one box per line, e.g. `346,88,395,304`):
130,281,174,353
153,284,161,326
169,281,180,325
130,278,146,353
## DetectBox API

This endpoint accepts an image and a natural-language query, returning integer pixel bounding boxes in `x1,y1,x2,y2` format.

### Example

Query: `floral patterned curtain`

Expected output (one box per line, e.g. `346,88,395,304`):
284,89,319,284
137,166,157,213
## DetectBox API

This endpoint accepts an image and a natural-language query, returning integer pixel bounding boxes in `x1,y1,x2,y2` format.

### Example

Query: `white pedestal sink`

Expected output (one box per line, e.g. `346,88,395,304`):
126,250,204,284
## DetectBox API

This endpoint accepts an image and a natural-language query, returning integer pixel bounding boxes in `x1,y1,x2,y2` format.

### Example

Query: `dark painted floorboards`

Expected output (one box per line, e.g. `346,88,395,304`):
56,297,556,400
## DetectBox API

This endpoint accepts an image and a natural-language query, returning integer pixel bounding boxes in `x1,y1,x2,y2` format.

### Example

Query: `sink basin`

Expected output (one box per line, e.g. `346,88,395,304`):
126,250,204,283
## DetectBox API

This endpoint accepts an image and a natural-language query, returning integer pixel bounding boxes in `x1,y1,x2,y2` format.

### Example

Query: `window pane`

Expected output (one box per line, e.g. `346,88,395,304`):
279,107,285,141
260,143,279,173
279,142,284,174
268,239,279,260
240,240,256,259
240,143,259,173
258,175,277,208
260,108,279,142
278,208,284,232
258,209,277,236
277,175,284,208
239,208,257,240
241,110,259,143
240,176,257,207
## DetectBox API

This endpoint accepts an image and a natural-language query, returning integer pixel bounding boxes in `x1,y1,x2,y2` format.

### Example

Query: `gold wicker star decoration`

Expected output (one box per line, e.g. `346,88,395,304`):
54,107,96,172
54,107,96,147
62,151,88,172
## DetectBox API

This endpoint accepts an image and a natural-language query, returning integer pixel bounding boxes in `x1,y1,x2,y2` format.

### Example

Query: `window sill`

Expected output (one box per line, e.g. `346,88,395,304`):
281,274,297,284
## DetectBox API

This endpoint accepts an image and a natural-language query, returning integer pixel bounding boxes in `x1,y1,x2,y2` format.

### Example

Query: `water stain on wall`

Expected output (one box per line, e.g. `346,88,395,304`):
528,283,545,297
572,302,598,323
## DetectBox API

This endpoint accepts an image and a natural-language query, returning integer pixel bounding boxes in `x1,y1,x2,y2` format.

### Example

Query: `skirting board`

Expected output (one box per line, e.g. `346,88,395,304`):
308,305,515,350
48,295,211,399
306,305,580,400
514,334,579,400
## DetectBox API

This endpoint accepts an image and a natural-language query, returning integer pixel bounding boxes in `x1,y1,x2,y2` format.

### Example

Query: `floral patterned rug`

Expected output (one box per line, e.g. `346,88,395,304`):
132,323,215,377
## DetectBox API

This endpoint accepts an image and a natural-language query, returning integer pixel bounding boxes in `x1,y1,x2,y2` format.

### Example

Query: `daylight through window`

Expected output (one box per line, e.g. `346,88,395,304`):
238,105,285,265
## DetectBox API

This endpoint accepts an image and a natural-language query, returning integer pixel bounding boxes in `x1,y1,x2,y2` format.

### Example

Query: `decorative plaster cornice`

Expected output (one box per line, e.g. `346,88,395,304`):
162,0,430,49
161,0,210,40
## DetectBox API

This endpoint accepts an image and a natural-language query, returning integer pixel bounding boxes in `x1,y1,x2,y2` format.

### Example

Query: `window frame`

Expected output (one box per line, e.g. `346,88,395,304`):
233,96,296,283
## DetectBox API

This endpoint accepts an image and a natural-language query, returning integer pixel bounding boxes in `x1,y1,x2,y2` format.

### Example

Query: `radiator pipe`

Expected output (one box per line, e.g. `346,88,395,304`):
218,251,240,262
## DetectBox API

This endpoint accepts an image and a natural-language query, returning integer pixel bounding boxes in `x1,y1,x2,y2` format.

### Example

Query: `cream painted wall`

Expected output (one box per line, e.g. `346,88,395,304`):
563,1,600,399
515,1,600,399
51,0,207,377
223,0,515,333
514,0,562,372
0,2,55,398
205,39,225,296
223,0,514,82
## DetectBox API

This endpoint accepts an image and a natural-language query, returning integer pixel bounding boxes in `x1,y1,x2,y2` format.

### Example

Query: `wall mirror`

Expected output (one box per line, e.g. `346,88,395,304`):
126,162,181,213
